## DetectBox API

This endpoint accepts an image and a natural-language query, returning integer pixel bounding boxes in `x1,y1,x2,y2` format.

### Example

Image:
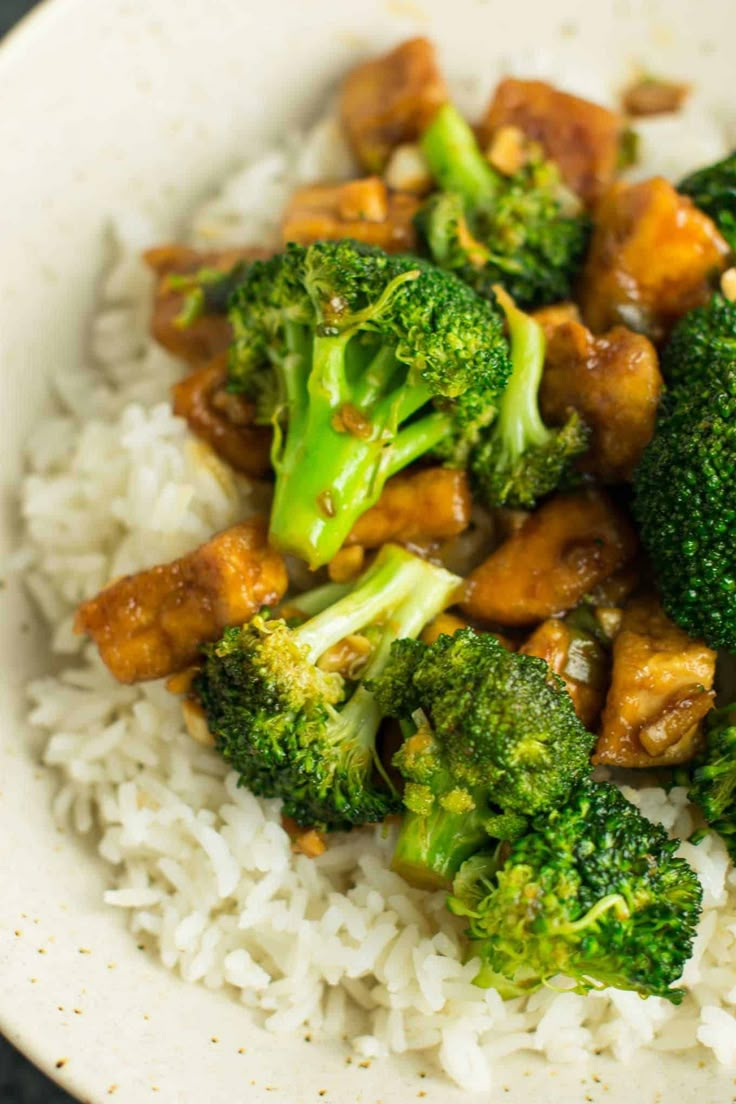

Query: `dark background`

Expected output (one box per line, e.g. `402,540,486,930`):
0,0,39,37
0,1,76,1100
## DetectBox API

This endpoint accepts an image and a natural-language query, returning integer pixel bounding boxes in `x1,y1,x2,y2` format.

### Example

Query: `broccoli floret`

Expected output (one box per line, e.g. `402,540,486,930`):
689,705,736,860
448,780,703,1003
663,292,736,389
680,151,736,254
371,630,595,888
227,240,511,567
195,544,461,831
633,348,736,651
470,287,589,508
415,104,590,308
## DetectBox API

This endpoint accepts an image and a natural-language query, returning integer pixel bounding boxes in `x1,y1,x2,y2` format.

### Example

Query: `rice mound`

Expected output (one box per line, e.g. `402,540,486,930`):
17,109,736,1092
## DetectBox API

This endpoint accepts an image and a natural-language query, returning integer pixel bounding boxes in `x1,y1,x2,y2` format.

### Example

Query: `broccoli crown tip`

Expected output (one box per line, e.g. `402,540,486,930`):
470,291,590,508
378,628,595,818
226,239,511,566
689,705,736,861
417,104,590,309
679,150,736,254
634,340,736,651
196,546,460,831
372,628,595,887
662,292,736,389
450,780,703,1002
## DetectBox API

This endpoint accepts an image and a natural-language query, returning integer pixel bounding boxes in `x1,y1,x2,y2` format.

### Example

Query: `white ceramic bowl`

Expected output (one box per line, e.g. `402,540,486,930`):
1,1,735,1101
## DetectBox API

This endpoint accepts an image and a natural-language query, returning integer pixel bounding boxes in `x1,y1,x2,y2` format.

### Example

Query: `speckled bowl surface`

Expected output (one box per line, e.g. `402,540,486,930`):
1,1,735,1101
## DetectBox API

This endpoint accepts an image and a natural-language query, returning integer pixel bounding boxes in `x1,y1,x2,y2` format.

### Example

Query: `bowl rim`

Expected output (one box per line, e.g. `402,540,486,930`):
2,3,734,1102
0,14,113,1104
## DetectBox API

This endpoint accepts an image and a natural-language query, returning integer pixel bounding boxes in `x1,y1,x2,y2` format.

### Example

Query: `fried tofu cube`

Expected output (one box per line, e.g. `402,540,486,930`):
420,614,515,653
580,177,729,339
461,490,637,627
540,320,662,482
74,520,287,683
622,77,690,118
421,612,472,646
171,354,271,478
593,598,716,767
144,244,267,366
346,467,472,549
478,78,622,205
327,545,366,584
281,177,419,253
339,37,448,173
532,301,582,340
521,617,609,729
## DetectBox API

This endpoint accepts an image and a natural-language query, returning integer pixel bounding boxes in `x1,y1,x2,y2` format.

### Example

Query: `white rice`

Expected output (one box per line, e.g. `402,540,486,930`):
17,92,736,1091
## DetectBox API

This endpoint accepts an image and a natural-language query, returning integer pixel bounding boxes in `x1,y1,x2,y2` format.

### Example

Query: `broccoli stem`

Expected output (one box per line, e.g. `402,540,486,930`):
282,581,353,618
556,893,630,933
293,544,459,664
492,286,549,456
327,563,461,792
472,964,536,997
268,332,452,567
352,345,401,407
386,411,455,477
392,802,491,890
421,103,499,210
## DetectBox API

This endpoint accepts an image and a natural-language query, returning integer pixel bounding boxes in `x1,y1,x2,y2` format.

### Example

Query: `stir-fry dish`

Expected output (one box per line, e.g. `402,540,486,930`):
26,37,736,1089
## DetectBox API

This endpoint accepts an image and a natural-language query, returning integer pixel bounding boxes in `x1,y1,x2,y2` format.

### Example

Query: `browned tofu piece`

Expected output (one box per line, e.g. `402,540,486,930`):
461,490,637,627
281,817,327,858
622,77,690,118
327,545,366,584
340,37,448,172
74,520,287,683
532,301,581,341
281,178,419,253
171,354,271,478
421,613,515,652
478,78,622,205
144,245,268,366
540,320,662,482
421,611,472,645
346,468,472,549
593,598,716,767
580,178,729,339
521,618,609,729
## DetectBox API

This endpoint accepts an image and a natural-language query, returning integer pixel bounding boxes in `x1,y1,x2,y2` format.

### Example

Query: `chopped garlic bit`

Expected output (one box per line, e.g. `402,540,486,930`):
182,699,215,747
594,606,624,641
485,125,527,176
721,267,736,302
383,143,432,196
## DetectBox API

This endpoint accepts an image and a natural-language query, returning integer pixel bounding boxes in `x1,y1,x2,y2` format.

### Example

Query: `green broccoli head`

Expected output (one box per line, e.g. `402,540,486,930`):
689,705,736,860
470,287,589,508
663,293,736,389
633,356,736,651
196,617,353,821
680,151,736,254
195,544,461,831
448,780,703,1003
371,629,595,887
227,240,511,567
416,104,591,309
